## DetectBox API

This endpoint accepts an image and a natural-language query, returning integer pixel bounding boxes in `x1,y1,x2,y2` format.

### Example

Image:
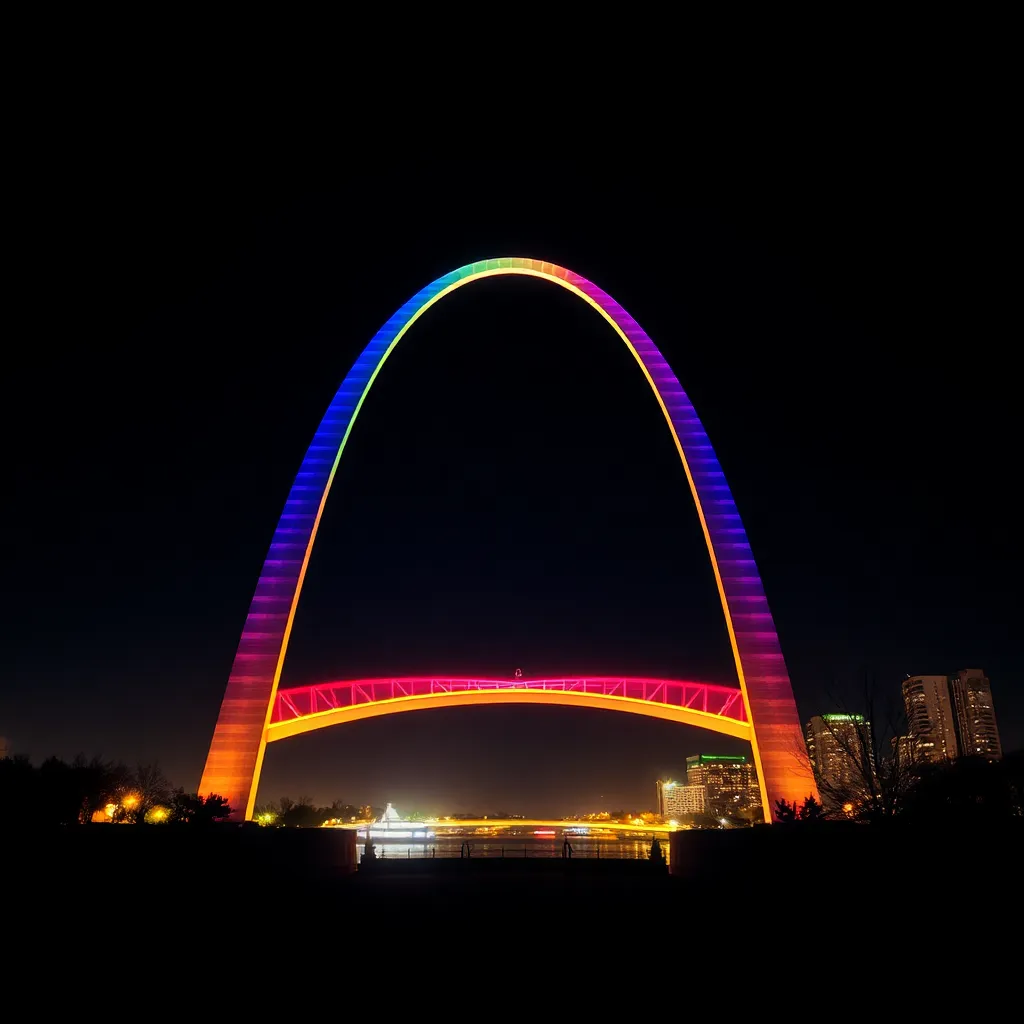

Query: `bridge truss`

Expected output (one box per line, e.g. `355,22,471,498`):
266,676,751,742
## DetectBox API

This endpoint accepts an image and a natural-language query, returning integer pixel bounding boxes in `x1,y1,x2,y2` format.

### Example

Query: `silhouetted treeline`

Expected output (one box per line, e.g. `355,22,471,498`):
254,798,382,827
0,754,231,827
781,751,1024,825
901,752,1024,821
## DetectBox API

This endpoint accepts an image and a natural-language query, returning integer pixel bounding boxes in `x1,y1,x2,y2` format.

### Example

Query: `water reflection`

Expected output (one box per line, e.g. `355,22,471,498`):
364,837,670,864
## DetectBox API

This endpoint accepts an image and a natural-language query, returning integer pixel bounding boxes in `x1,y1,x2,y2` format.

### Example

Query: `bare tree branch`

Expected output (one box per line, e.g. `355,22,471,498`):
801,669,925,822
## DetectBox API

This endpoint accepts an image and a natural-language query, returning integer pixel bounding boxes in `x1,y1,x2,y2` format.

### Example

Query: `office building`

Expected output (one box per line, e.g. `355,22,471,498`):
951,669,1002,761
657,778,706,818
685,754,761,819
902,675,959,764
805,714,877,811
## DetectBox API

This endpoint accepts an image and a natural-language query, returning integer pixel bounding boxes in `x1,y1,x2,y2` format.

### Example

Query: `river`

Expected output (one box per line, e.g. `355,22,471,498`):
363,836,671,864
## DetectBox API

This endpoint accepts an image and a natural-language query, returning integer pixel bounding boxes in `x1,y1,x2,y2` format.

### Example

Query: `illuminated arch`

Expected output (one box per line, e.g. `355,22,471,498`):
198,258,817,822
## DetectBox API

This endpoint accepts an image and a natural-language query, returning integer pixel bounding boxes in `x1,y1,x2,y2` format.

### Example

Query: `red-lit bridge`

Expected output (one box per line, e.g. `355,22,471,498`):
266,677,751,743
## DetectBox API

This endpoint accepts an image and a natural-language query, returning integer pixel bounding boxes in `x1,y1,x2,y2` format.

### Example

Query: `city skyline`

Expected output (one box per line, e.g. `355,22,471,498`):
3,165,1020,817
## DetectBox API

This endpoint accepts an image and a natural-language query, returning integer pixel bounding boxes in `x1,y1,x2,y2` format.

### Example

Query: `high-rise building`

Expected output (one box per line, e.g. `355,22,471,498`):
891,734,918,766
656,778,670,816
805,714,877,810
951,669,1002,761
685,754,761,819
657,778,706,819
902,675,959,764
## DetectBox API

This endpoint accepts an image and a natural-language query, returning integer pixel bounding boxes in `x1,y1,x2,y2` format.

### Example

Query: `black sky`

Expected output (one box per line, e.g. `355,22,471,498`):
3,151,1019,816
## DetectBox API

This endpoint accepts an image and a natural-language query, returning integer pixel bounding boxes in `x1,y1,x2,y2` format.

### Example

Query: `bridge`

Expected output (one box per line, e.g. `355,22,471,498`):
268,676,749,742
331,819,680,835
198,257,820,823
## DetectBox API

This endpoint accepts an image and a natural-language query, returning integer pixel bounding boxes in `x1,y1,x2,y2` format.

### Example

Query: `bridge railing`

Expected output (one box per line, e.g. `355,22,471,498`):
273,677,746,724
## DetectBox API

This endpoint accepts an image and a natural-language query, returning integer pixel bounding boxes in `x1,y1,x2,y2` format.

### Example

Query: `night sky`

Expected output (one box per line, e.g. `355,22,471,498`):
3,160,1019,817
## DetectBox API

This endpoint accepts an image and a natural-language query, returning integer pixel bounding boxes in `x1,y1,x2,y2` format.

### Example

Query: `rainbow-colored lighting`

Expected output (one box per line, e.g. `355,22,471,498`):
198,258,818,822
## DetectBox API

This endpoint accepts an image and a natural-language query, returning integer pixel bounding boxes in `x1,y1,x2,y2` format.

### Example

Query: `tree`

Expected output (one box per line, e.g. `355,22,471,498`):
326,800,360,821
0,753,138,826
169,790,232,825
253,800,280,825
798,795,825,821
902,755,1021,822
118,762,172,823
801,670,924,822
280,799,323,828
774,799,799,822
687,811,726,829
37,756,78,825
72,755,131,823
0,754,36,824
774,796,826,823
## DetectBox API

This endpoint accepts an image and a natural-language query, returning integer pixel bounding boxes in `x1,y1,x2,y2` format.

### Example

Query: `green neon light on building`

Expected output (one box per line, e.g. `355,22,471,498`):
686,754,748,764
